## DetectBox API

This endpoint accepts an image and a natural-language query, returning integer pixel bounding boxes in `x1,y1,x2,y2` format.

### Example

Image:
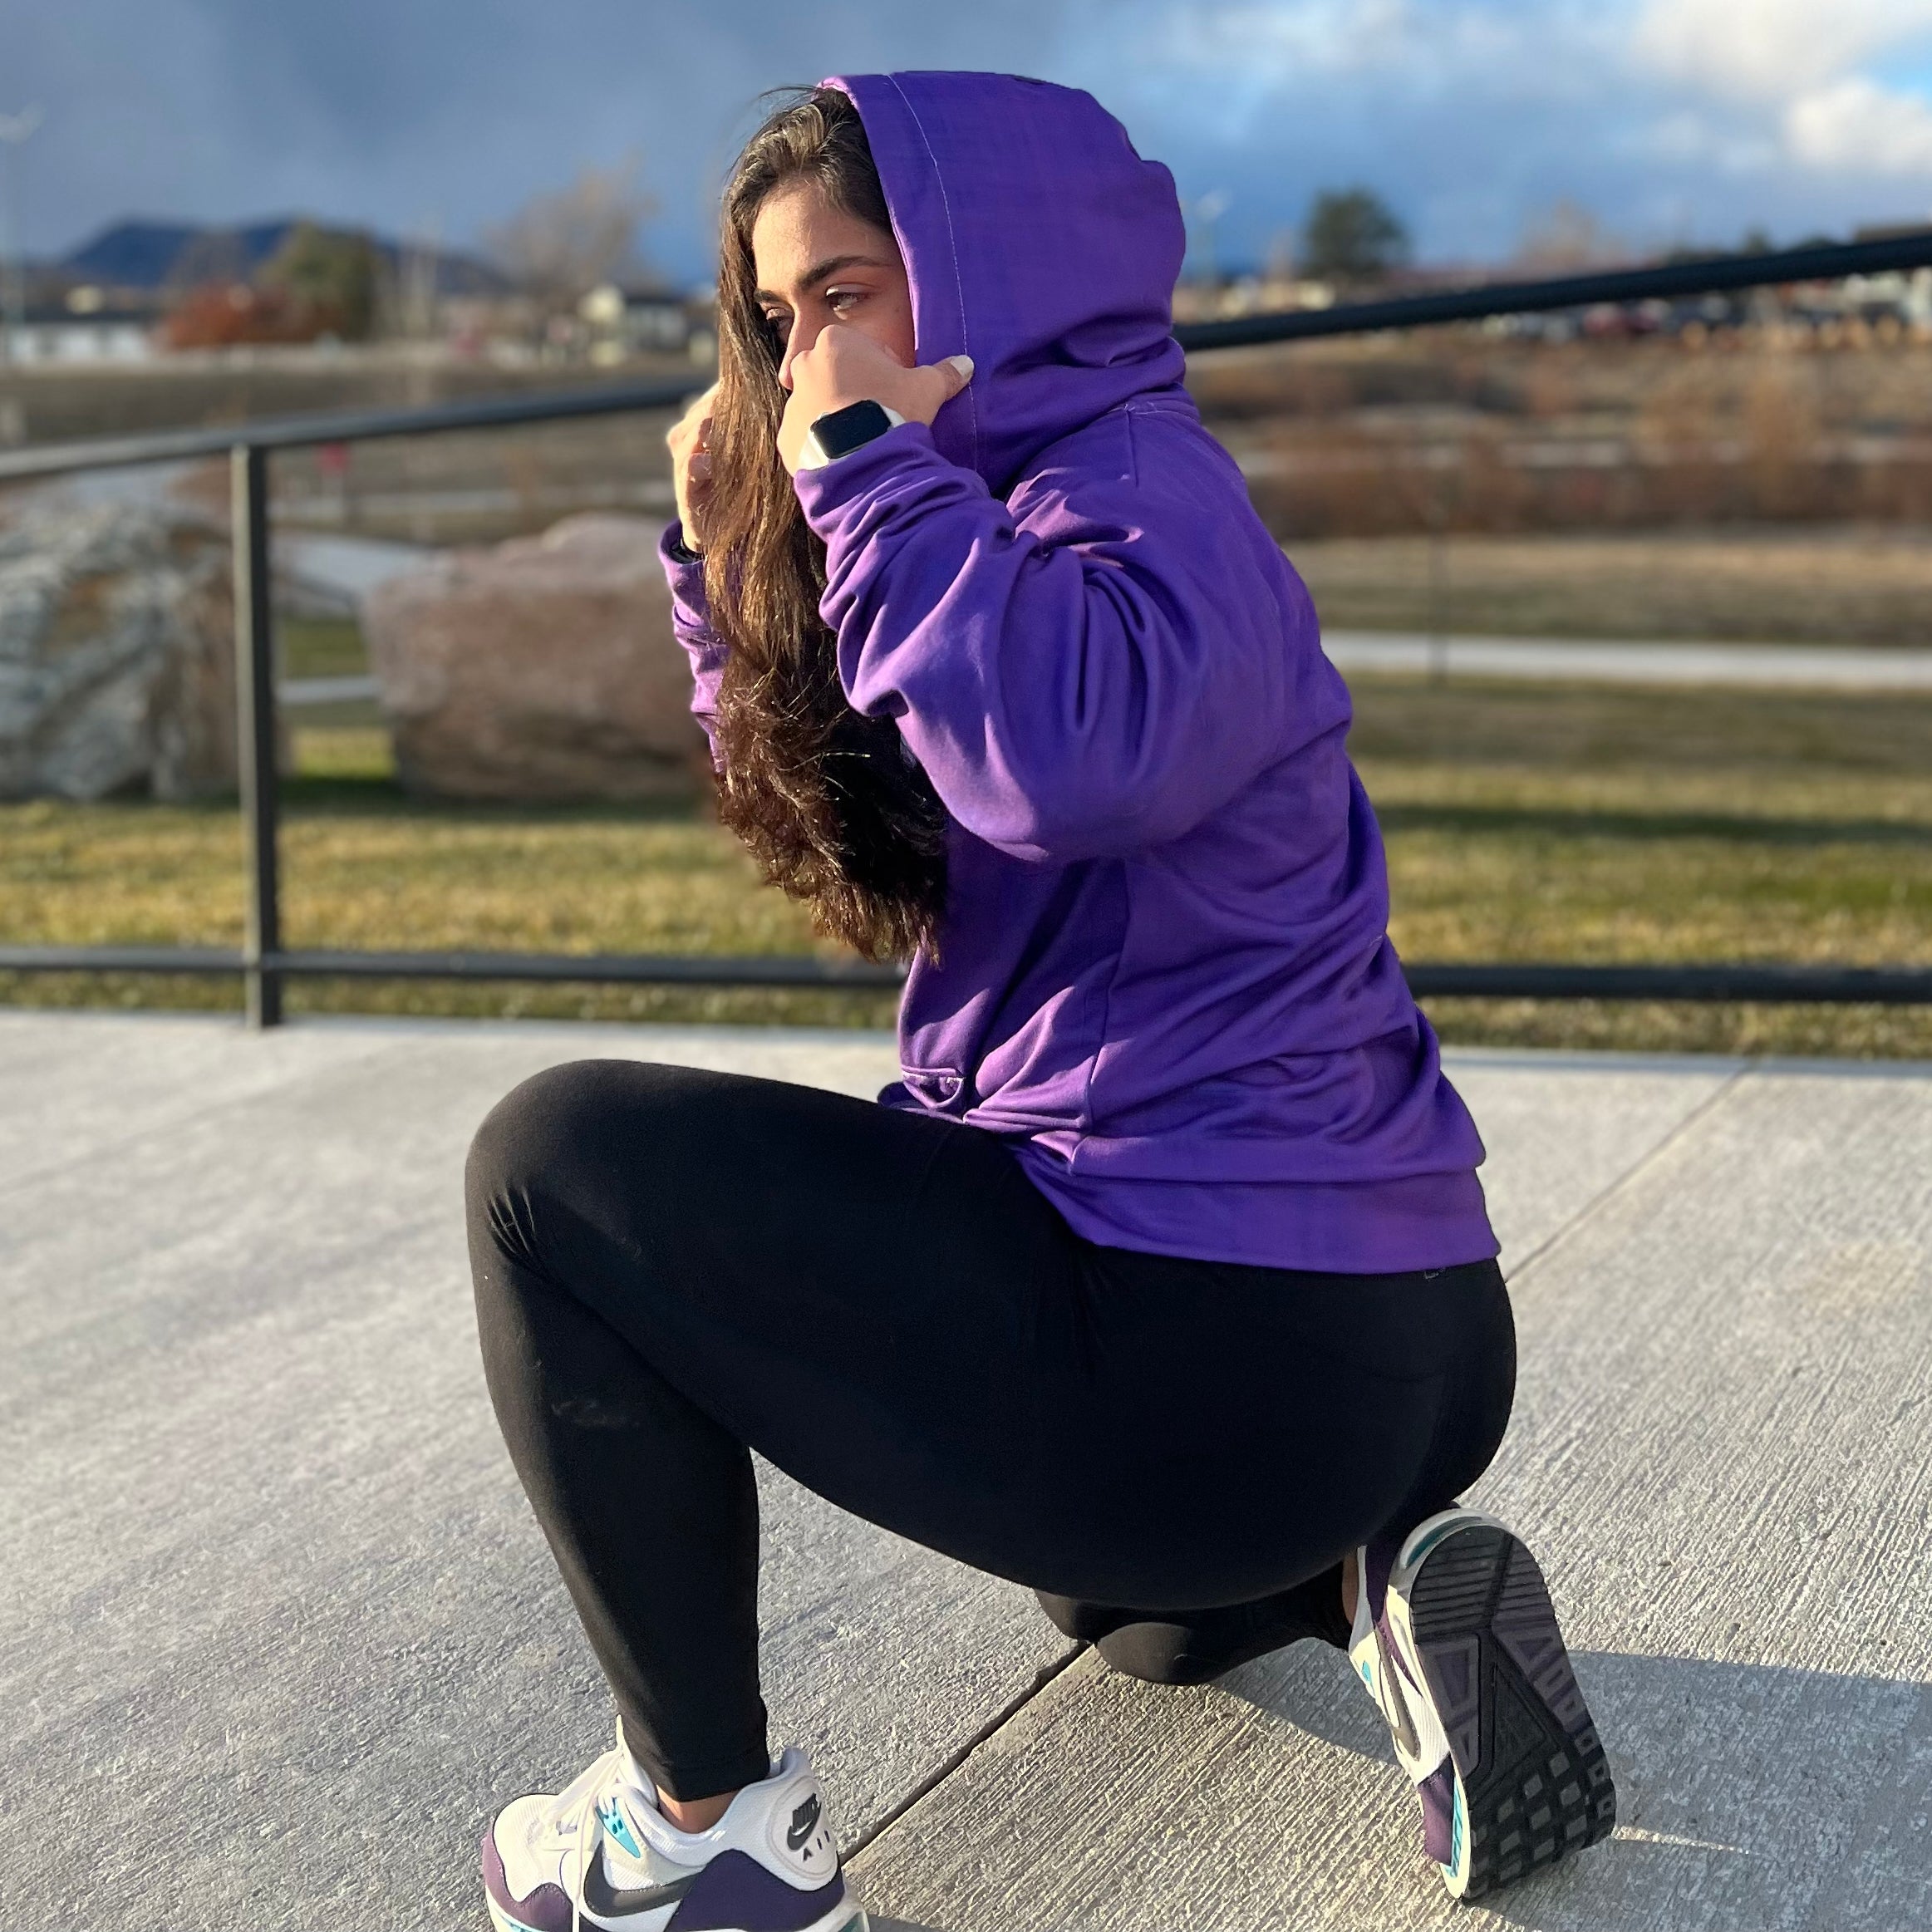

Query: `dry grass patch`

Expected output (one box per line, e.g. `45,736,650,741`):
1294,528,1932,644
3,683,1930,1054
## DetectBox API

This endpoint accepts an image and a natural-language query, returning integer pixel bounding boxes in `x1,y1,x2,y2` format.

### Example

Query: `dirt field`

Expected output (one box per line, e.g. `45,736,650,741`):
13,329,1928,561
1292,526,1932,642
0,348,698,446
1192,332,1932,538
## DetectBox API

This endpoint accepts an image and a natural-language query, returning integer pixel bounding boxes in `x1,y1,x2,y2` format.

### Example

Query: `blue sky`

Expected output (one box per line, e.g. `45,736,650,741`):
7,0,1932,280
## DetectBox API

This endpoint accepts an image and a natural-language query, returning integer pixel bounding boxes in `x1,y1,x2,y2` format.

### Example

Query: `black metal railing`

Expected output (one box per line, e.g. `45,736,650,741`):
3,229,1932,1025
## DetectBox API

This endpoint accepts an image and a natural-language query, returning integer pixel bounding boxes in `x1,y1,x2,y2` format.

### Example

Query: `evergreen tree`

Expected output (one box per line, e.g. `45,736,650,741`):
1301,188,1410,284
258,222,379,340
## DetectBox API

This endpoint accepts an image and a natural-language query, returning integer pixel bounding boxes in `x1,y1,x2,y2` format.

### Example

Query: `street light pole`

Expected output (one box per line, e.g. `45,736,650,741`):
1191,189,1231,296
0,105,45,368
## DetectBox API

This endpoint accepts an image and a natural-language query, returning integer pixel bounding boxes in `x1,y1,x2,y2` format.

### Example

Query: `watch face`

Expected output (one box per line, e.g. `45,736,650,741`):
810,399,895,460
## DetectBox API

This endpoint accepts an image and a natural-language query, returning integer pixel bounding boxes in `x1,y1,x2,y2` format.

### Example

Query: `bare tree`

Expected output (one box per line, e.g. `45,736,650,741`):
1517,201,1626,273
484,156,658,307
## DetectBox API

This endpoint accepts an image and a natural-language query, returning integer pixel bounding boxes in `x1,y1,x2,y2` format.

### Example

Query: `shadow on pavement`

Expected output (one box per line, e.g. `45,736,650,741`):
1219,1640,1929,1928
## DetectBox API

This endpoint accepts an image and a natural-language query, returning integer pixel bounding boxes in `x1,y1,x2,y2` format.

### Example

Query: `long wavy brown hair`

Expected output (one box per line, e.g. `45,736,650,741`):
702,87,949,965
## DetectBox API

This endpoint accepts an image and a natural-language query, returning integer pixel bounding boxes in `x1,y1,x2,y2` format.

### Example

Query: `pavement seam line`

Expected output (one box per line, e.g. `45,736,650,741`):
839,1642,1084,1867
1505,1058,1756,1287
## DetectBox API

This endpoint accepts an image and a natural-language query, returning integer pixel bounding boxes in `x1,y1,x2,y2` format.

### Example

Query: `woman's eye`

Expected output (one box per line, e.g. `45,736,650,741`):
827,289,860,313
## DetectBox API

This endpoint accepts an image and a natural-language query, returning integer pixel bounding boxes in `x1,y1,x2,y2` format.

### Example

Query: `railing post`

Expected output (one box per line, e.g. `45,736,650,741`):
231,442,283,1029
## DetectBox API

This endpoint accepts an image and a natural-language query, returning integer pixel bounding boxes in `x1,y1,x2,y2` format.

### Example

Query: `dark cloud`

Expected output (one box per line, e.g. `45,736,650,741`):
7,1,1095,275
7,2,1931,281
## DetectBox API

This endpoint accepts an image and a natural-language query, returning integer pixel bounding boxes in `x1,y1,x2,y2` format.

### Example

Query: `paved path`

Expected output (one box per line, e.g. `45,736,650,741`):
278,529,433,602
1322,629,1932,690
286,629,1932,712
2,1012,1926,1931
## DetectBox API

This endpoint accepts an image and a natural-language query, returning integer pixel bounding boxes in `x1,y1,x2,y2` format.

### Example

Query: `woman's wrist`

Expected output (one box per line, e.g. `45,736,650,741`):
794,399,905,470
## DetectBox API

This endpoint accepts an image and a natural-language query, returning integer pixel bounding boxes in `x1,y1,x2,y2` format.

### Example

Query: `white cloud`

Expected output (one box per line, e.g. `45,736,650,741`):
1113,0,1615,135
1625,109,1781,175
1630,0,1932,186
1633,0,1932,100
1787,73,1932,171
1158,0,1423,76
1138,0,1592,85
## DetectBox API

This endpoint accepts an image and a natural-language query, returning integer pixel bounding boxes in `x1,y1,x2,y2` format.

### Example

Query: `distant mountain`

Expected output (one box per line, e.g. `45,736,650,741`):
60,217,511,296
63,219,298,287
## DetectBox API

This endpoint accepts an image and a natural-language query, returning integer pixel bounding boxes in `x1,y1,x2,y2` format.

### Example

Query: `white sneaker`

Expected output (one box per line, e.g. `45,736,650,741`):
480,1725,867,1932
1348,1507,1616,1899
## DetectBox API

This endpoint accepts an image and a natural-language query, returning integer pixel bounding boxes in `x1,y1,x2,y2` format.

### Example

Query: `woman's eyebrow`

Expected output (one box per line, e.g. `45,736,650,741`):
755,253,895,303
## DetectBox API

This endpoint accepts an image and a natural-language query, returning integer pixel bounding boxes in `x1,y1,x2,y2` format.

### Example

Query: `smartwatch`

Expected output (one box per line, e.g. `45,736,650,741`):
797,398,905,470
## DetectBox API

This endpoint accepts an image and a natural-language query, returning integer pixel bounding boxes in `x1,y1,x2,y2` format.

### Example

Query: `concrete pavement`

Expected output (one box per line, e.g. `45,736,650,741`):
2,1010,1926,1930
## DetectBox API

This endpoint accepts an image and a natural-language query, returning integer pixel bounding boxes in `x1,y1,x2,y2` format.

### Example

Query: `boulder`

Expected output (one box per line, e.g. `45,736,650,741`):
361,514,704,801
0,499,243,801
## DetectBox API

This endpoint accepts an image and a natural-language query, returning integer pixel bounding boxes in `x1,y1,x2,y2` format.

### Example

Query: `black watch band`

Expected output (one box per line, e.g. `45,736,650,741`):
806,398,900,464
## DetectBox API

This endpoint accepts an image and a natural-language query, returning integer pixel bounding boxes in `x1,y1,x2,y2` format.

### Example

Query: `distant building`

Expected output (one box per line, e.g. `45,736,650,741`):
578,283,696,364
1840,267,1932,329
3,289,156,364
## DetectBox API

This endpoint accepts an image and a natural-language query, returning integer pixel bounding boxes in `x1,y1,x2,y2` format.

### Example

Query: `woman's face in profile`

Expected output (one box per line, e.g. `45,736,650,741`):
751,178,917,392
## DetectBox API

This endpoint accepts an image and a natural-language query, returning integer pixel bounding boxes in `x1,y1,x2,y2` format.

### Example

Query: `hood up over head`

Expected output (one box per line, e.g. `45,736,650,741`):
825,71,1187,496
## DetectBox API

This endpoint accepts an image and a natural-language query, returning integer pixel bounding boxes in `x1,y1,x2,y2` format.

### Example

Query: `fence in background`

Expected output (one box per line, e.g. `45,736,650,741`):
3,232,1932,1026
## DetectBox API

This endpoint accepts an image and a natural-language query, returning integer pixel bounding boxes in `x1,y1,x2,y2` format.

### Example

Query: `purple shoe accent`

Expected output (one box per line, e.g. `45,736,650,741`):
1418,1762,1458,1866
1385,1632,1428,1700
481,1826,577,1932
1361,1531,1433,1764
1362,1535,1399,1624
666,1848,845,1932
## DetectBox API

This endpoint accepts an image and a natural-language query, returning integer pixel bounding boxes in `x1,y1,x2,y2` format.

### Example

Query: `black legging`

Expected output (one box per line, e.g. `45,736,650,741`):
466,1059,1515,1799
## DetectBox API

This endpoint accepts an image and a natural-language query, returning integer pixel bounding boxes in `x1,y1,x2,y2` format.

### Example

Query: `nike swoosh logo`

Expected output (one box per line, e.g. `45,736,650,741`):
580,1852,698,1920
786,1795,822,1851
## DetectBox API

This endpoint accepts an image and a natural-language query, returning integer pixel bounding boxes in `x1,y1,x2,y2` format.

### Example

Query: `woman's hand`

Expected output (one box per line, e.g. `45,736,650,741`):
666,384,717,553
778,326,972,474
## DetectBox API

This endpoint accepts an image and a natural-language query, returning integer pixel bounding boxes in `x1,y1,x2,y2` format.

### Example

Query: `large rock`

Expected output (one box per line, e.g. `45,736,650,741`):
362,514,704,801
0,499,241,801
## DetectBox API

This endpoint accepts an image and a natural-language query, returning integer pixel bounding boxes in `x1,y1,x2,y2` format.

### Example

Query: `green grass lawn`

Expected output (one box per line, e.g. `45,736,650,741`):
5,680,1930,1056
280,615,371,680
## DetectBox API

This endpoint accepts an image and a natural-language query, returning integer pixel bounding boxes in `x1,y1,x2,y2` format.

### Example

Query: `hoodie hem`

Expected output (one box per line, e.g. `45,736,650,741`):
1012,1148,1500,1276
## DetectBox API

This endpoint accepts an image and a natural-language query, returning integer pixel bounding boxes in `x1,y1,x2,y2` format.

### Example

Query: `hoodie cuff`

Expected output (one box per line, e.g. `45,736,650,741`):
792,420,951,534
657,518,705,578
656,519,720,638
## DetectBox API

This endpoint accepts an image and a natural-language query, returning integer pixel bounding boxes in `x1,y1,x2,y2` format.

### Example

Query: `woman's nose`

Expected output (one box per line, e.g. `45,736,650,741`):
778,313,819,392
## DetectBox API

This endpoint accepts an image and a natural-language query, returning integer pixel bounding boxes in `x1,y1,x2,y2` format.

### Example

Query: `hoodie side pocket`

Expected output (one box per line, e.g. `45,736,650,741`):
899,1064,968,1113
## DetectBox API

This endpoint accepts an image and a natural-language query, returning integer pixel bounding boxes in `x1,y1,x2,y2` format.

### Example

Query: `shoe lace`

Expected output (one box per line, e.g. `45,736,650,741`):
542,1724,628,1932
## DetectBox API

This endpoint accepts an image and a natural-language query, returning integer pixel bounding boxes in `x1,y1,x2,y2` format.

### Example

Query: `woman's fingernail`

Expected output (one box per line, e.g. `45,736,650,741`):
947,354,974,381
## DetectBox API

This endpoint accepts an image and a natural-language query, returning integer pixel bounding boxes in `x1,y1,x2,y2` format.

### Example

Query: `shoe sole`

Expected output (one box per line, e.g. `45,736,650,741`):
486,1890,870,1932
1399,1519,1616,1900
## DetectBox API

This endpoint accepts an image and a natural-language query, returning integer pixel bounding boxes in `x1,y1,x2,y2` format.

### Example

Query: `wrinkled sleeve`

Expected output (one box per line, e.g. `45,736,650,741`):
794,415,1310,863
656,520,726,767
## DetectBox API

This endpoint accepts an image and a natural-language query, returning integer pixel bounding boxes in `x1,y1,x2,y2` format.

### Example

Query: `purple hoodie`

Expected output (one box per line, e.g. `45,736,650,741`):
661,71,1496,1275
